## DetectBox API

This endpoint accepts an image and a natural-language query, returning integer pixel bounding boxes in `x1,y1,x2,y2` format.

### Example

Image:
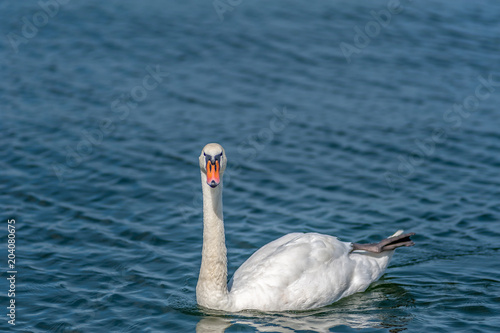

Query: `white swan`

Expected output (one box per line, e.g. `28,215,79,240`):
196,143,415,312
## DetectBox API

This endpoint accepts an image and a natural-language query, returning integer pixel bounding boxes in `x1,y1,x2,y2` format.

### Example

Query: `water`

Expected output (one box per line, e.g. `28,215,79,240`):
1,0,500,331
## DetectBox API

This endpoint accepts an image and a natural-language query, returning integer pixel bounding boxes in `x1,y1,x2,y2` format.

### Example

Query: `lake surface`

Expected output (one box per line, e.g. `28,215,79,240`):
1,0,500,331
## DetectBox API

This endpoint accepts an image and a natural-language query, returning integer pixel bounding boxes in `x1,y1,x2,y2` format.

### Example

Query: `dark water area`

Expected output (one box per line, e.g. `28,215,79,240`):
1,0,500,331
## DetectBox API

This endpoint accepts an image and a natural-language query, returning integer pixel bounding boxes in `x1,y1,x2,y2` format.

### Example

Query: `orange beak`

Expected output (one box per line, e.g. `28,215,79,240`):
206,160,220,188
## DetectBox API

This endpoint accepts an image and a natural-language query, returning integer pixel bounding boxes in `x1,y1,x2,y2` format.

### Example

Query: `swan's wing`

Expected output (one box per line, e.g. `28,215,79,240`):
228,233,354,311
227,232,299,292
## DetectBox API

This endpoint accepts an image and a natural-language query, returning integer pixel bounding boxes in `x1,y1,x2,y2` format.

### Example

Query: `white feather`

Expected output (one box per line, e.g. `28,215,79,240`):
226,232,394,311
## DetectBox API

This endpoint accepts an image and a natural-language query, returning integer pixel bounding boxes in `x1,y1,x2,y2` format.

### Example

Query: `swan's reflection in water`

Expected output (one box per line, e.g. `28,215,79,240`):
196,282,413,333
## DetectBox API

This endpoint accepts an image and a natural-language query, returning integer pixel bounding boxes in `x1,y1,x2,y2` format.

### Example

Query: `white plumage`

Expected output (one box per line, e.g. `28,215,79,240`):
228,232,398,311
195,143,413,312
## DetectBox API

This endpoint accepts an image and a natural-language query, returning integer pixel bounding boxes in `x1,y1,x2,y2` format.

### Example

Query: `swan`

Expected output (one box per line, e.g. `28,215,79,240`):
196,143,415,312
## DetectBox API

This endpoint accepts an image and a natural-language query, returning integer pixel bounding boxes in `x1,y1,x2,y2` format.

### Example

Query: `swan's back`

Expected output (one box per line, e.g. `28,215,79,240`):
227,232,381,311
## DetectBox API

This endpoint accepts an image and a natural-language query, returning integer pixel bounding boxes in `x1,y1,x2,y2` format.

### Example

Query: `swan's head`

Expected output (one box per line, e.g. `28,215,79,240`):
199,143,227,188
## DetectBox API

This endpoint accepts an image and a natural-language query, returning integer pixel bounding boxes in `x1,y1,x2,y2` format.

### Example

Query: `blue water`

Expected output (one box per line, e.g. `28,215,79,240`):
1,0,500,331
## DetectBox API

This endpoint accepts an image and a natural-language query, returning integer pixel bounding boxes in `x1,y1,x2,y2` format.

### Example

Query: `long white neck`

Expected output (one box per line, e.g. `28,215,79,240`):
196,172,229,309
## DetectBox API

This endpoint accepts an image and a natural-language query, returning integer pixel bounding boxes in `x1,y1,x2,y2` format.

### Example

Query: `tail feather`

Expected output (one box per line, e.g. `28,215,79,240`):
389,230,404,238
